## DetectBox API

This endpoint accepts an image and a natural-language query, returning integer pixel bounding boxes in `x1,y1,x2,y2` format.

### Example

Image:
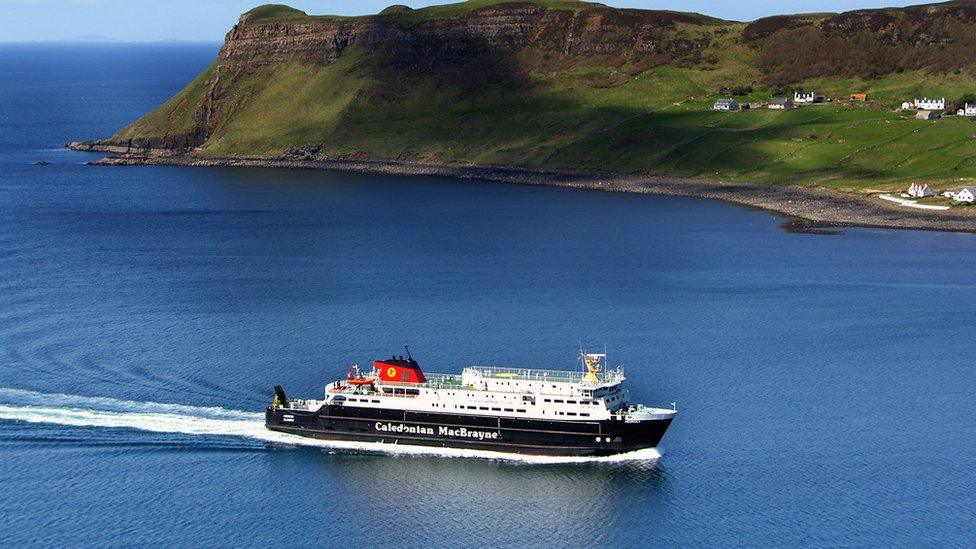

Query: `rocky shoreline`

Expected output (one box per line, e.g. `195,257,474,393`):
65,142,976,234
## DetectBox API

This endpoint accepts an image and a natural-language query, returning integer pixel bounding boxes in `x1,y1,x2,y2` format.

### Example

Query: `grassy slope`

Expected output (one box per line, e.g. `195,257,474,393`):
117,2,976,192
115,61,216,140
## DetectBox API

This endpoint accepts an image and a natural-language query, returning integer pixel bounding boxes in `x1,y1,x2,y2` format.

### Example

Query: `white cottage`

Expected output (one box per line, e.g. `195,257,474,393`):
907,182,934,198
915,97,946,111
794,91,820,104
954,187,976,203
713,98,739,111
963,103,976,117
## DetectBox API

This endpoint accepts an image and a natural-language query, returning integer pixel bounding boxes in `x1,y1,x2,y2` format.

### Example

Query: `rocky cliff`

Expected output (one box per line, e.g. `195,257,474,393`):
218,3,716,66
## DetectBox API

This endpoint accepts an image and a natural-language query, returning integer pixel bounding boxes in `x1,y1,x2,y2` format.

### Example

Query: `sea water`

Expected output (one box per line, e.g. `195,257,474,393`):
0,43,974,547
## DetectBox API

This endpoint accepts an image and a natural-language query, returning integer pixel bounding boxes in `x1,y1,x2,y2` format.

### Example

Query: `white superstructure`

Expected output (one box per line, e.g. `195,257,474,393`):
284,353,657,421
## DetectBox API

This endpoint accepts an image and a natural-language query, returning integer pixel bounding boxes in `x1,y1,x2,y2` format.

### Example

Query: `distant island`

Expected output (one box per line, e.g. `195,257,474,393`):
69,0,976,232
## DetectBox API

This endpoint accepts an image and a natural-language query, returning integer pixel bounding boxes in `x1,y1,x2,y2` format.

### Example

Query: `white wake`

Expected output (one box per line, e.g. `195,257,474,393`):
0,388,662,464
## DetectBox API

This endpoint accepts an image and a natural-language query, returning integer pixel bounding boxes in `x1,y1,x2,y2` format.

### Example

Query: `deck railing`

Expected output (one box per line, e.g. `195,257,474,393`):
462,365,625,386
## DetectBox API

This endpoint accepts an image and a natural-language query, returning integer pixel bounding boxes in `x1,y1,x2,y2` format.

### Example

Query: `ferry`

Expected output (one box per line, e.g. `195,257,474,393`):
266,348,676,456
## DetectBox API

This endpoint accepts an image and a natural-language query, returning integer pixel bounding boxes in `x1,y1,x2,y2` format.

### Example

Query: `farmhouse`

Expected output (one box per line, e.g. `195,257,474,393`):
915,97,945,111
850,92,868,101
794,91,821,104
960,103,976,117
713,98,739,111
915,110,939,120
768,98,794,110
954,187,976,203
907,183,935,198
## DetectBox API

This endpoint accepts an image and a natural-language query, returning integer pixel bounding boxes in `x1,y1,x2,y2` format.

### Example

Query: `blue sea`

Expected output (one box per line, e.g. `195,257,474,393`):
0,43,974,547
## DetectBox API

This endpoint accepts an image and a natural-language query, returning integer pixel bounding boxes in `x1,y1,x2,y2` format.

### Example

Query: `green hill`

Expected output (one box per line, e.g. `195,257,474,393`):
100,0,976,192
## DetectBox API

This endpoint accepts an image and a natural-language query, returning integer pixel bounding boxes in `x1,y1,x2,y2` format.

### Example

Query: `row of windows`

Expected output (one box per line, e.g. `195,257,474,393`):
553,411,591,417
542,398,599,406
452,405,528,413
381,388,420,396
345,397,381,404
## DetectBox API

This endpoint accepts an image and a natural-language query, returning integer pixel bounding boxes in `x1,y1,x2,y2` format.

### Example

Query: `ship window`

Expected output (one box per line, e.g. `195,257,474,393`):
567,400,577,404
580,413,590,417
479,407,489,411
372,400,380,403
516,409,526,413
554,399,564,404
491,407,501,411
504,408,513,412
543,399,551,403
467,406,476,410
405,389,419,396
567,412,577,416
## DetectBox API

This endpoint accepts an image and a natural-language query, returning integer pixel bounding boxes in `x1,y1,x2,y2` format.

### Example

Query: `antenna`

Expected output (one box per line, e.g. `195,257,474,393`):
404,345,413,360
578,340,585,373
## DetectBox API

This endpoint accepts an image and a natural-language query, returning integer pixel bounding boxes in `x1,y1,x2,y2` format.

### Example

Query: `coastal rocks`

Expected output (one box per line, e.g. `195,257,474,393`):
283,144,322,160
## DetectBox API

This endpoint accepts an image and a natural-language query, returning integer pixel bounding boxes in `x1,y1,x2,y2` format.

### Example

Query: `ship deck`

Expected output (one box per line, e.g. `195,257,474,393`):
344,367,625,396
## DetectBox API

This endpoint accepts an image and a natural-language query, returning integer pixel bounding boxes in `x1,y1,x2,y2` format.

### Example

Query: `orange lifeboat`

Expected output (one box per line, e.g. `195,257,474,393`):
347,377,374,386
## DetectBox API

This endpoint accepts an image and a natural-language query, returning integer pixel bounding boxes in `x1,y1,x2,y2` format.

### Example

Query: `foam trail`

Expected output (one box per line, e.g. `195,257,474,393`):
0,388,662,464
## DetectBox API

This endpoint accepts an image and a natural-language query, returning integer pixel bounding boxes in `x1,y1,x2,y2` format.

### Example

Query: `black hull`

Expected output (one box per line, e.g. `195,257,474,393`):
265,404,672,457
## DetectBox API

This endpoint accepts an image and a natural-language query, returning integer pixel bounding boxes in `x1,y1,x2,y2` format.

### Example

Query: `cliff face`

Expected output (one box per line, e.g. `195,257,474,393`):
218,3,714,67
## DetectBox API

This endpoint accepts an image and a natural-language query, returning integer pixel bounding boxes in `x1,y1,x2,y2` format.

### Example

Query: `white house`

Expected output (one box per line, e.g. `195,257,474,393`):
915,97,946,111
962,103,976,117
901,101,915,110
768,98,794,110
954,187,976,203
794,91,821,104
713,98,739,111
907,182,934,198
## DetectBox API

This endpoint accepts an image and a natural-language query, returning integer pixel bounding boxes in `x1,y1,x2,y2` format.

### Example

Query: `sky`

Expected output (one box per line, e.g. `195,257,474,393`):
0,0,919,43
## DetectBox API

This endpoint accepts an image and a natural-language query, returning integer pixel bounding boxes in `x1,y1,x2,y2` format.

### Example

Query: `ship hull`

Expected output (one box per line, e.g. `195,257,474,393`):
265,404,672,457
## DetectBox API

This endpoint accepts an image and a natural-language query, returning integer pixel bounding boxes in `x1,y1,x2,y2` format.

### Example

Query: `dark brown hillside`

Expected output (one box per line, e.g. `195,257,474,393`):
748,0,976,85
